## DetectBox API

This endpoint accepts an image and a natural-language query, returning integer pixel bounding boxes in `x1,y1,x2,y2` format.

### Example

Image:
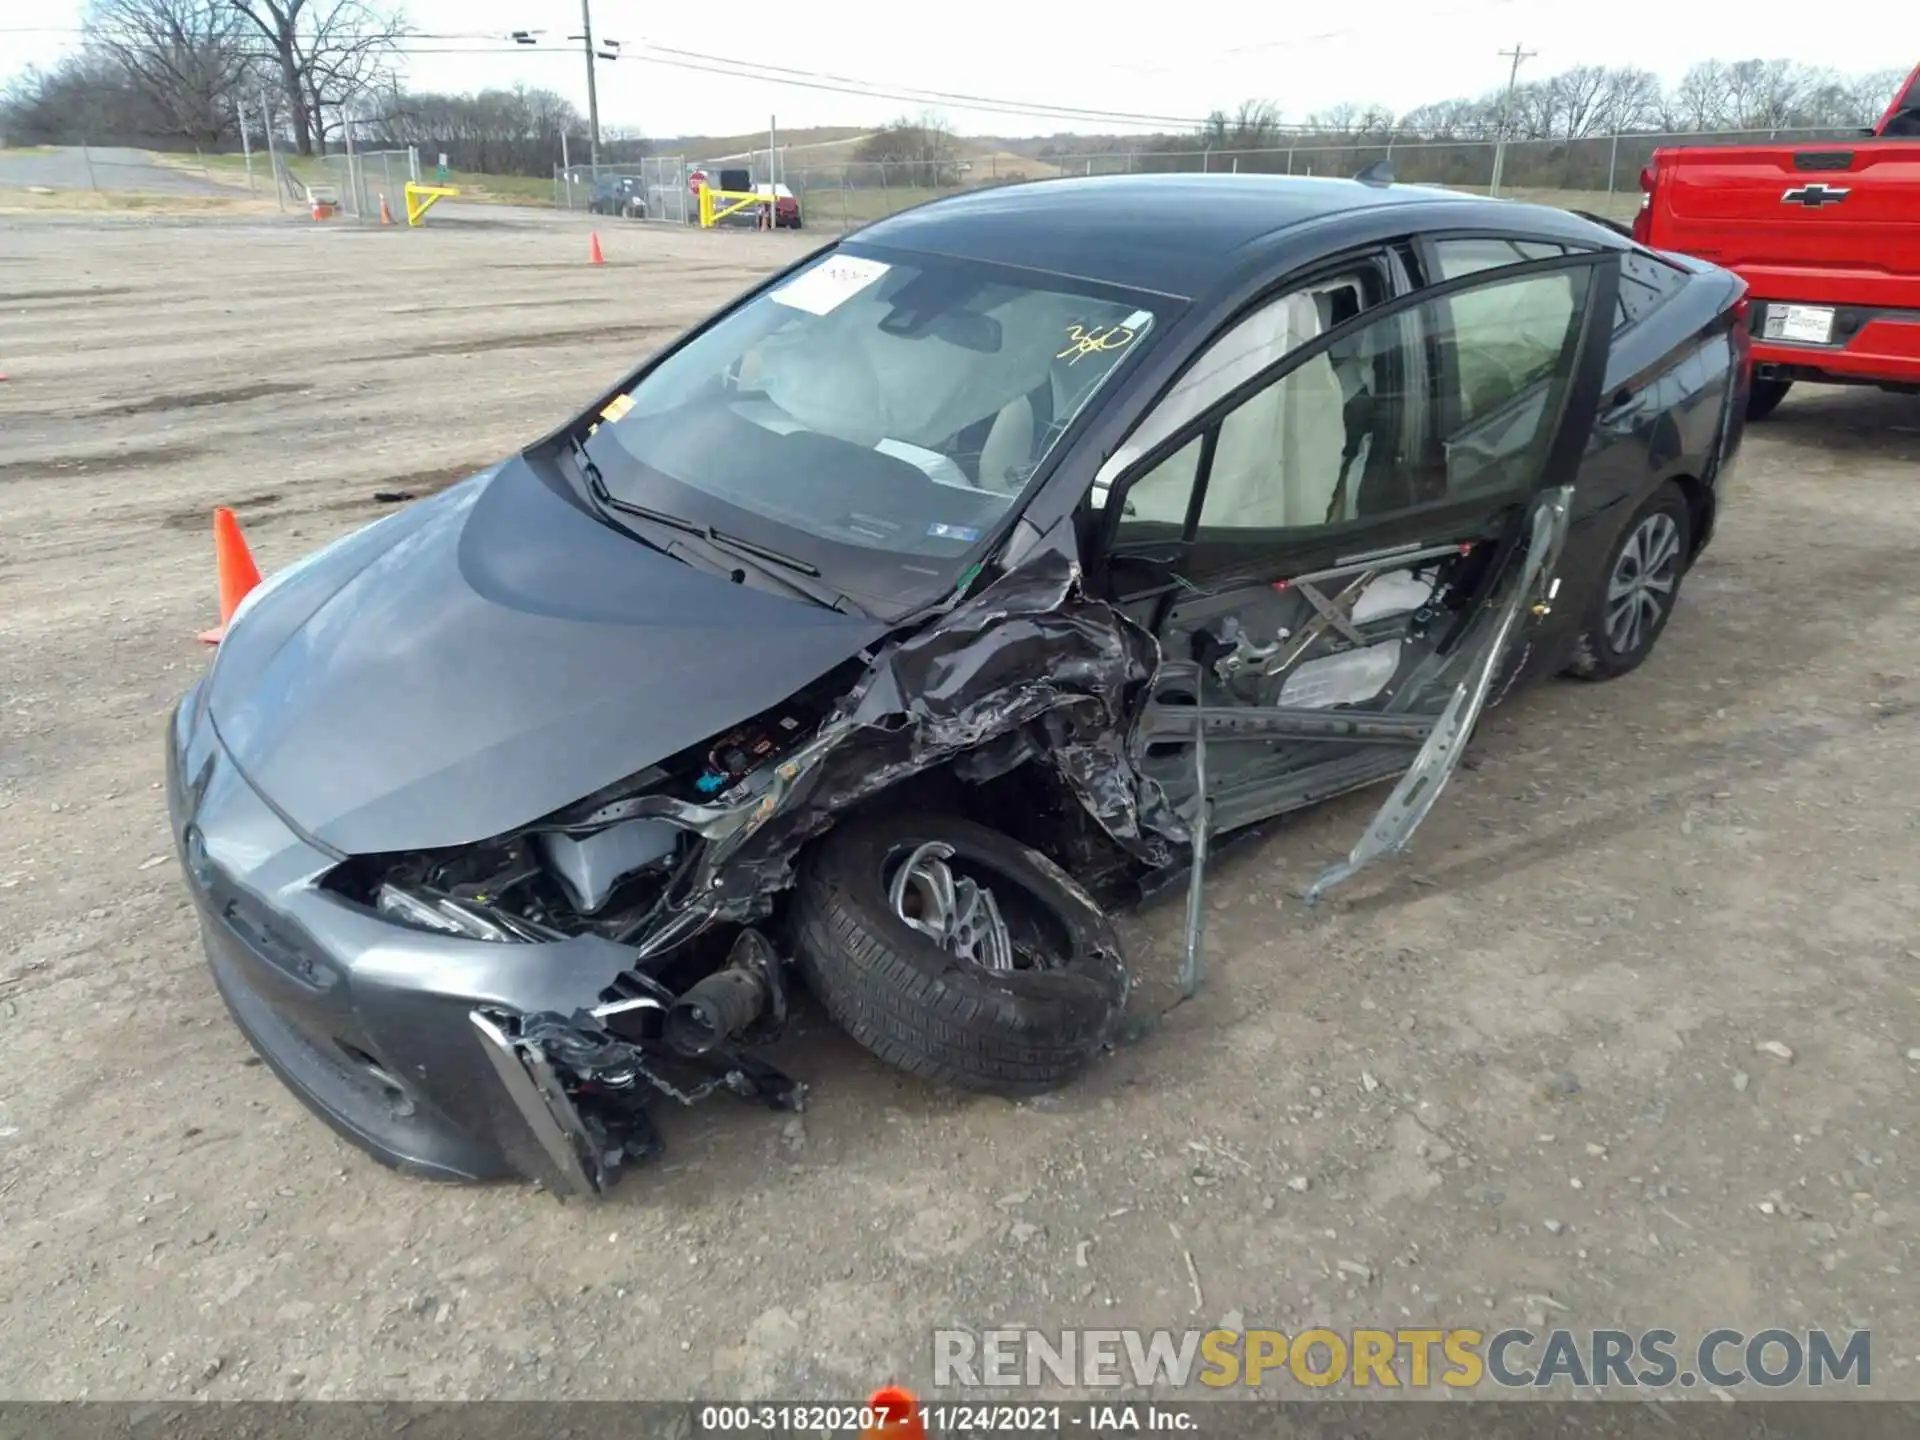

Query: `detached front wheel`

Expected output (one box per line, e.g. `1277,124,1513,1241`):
791,812,1127,1094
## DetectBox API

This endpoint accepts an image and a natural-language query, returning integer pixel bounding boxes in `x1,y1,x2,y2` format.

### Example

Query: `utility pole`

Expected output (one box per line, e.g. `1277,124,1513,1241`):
1489,42,1536,197
577,0,602,173
514,16,619,176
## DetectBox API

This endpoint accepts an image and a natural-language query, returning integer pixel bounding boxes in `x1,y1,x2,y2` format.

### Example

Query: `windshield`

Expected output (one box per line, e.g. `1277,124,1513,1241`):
583,246,1159,605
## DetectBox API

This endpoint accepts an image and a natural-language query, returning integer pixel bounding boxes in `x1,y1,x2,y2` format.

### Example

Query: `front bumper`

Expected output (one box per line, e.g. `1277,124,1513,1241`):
166,684,674,1195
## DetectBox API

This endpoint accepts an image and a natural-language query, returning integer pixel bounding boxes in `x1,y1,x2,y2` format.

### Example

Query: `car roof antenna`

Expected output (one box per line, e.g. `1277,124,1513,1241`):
1354,159,1395,187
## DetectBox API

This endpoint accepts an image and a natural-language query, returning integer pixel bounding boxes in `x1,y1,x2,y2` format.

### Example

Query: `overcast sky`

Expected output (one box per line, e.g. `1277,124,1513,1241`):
3,0,1909,138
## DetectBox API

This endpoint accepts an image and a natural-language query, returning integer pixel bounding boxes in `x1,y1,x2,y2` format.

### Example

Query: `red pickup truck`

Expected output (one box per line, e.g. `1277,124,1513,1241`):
1634,64,1920,418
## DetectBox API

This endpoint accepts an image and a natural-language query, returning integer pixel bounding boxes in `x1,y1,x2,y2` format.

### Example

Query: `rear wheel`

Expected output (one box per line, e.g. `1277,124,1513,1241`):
1563,482,1691,682
791,812,1127,1094
1747,377,1792,421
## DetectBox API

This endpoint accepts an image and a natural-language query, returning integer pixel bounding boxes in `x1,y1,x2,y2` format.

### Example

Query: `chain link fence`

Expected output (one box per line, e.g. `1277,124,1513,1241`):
630,124,1873,233
554,155,695,224
9,121,1866,231
316,148,418,219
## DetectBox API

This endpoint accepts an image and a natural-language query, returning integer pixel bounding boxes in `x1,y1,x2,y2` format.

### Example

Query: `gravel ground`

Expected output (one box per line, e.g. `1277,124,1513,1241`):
1,205,1917,1403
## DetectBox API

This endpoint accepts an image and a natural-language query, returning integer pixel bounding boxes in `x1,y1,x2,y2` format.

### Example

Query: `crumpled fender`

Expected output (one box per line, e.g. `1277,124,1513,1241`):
601,547,1187,957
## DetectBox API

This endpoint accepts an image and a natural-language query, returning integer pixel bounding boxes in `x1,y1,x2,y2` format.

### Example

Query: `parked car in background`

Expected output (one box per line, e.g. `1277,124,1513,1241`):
757,183,803,229
703,180,804,229
169,174,1750,1199
1635,61,1919,418
588,175,648,219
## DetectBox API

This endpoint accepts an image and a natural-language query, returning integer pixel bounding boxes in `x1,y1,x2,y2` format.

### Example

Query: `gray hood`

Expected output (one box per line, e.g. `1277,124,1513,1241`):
205,456,886,856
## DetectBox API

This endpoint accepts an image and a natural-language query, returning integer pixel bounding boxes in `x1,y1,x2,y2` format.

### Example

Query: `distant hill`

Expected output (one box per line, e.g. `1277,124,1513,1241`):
653,126,1065,181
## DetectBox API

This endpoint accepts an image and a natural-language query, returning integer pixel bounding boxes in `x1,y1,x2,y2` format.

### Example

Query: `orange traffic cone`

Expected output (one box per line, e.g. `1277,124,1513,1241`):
861,1387,923,1440
589,231,605,265
379,192,394,225
198,506,263,646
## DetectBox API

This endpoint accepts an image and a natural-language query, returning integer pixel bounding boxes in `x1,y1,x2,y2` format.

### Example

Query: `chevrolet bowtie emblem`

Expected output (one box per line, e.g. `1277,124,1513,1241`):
1781,183,1850,208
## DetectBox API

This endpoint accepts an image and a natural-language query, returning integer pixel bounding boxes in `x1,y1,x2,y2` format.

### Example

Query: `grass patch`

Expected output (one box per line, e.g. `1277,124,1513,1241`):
0,186,278,216
193,150,559,207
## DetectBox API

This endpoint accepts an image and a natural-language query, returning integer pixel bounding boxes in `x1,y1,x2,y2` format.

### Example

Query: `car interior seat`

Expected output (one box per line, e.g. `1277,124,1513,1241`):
977,393,1036,493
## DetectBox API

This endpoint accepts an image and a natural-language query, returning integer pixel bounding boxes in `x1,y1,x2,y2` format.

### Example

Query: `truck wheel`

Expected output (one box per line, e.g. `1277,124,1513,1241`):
1747,378,1791,421
1563,482,1691,682
791,812,1128,1095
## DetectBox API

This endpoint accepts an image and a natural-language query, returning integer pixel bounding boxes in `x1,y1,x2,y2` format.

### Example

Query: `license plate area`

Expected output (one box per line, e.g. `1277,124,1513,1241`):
1762,304,1836,345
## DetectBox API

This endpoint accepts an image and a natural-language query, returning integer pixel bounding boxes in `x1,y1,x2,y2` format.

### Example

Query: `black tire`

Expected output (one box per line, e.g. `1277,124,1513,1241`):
1563,482,1692,682
1747,377,1792,421
790,812,1128,1095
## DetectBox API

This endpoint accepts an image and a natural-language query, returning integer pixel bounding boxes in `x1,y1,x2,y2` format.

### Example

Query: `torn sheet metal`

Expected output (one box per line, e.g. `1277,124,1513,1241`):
590,549,1186,958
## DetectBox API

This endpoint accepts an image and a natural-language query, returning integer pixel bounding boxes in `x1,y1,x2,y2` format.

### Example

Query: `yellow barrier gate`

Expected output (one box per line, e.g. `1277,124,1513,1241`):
697,184,770,229
404,181,461,226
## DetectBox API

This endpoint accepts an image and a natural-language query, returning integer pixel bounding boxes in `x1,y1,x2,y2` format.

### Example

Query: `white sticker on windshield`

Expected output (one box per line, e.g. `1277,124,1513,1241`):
1121,309,1155,331
770,256,891,316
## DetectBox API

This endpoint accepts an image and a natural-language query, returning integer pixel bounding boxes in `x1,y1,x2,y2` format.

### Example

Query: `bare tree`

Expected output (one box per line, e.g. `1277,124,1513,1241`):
1200,100,1283,148
855,111,960,186
378,84,584,175
1595,67,1664,134
1723,58,1806,130
1850,68,1911,127
1306,102,1360,133
228,0,403,155
86,0,253,145
1668,61,1733,131
1542,66,1613,138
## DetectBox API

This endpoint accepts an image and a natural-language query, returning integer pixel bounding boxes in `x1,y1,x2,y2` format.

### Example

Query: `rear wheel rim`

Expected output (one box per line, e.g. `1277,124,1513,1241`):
886,841,1015,971
1604,512,1681,657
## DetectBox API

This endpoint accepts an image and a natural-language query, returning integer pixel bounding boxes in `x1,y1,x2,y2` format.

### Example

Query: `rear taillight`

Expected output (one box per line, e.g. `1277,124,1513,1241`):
1630,161,1658,244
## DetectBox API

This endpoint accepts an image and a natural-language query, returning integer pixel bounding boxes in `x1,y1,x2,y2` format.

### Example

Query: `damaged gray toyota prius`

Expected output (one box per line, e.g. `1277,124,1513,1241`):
167,173,1751,1197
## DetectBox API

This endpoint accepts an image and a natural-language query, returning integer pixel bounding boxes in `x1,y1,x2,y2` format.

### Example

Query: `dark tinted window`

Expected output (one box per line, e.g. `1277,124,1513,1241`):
1616,249,1687,331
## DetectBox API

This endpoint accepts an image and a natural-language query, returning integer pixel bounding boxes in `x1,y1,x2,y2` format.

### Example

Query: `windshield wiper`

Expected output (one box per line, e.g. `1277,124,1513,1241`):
564,438,684,562
704,526,818,577
680,526,870,618
583,461,869,618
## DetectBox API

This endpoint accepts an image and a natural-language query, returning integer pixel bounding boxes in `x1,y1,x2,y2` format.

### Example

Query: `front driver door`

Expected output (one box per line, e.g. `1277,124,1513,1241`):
1091,243,1619,896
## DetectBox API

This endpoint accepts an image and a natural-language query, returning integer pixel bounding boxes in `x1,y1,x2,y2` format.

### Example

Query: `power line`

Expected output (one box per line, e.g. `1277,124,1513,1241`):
640,42,1205,127
3,25,1207,127
45,39,1209,129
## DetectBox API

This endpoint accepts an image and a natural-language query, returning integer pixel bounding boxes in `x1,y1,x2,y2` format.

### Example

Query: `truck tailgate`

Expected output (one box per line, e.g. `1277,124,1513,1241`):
1659,142,1920,294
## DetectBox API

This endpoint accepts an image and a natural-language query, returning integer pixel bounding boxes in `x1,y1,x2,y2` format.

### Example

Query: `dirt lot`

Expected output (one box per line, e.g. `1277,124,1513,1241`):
1,203,1917,1403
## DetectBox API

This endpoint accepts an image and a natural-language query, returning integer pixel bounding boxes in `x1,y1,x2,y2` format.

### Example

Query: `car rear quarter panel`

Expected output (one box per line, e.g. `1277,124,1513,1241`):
1533,265,1742,668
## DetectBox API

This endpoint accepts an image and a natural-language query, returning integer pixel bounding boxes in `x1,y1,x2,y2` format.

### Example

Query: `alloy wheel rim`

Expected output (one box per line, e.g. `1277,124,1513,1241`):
1604,512,1681,657
887,841,1014,971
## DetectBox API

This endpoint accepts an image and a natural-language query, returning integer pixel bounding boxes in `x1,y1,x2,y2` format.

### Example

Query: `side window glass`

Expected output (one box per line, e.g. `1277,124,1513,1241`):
1091,275,1371,503
1112,437,1203,536
1428,245,1583,426
1176,266,1590,535
1433,237,1569,281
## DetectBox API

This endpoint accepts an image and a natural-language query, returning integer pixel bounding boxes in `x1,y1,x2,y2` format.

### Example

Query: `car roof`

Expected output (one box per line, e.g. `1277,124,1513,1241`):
851,173,1578,298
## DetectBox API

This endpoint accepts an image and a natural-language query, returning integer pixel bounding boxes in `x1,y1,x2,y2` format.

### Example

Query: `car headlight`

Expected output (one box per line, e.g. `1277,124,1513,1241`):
376,883,533,943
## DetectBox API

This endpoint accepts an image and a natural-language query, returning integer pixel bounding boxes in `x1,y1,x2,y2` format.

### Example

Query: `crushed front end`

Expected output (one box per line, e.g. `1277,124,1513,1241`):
169,546,1185,1199
166,677,812,1198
